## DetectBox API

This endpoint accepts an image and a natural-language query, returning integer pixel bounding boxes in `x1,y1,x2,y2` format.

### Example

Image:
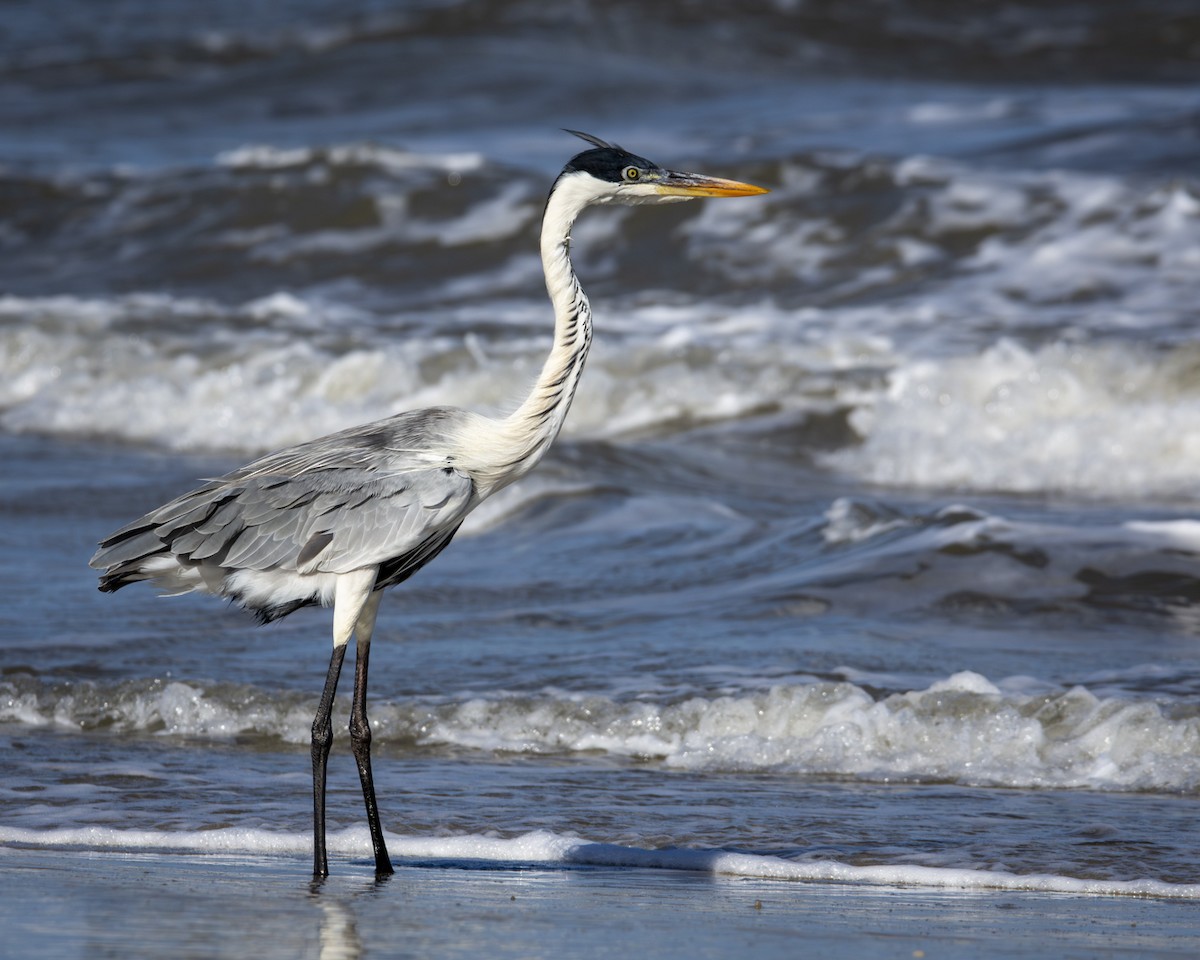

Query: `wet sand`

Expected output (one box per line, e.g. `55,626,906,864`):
3,847,1197,959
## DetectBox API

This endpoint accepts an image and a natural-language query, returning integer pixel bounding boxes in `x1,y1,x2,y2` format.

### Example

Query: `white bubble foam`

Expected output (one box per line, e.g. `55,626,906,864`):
827,338,1200,498
215,143,484,176
15,669,1188,791
2,825,1195,898
0,292,882,455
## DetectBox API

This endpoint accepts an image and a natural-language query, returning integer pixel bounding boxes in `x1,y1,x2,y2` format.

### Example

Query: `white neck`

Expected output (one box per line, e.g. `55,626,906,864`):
455,173,602,496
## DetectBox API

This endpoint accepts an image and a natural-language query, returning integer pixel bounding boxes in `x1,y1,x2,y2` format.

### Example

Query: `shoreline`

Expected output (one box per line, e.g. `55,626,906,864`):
3,846,1198,960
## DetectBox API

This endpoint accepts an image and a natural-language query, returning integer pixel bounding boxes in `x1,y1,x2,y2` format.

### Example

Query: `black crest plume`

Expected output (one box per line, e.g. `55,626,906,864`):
564,129,625,152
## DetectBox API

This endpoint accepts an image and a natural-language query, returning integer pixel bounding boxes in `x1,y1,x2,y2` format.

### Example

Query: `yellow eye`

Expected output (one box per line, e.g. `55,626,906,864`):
624,166,640,181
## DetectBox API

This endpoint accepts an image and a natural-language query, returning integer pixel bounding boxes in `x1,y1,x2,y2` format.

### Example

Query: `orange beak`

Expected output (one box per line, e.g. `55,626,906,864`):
653,171,769,198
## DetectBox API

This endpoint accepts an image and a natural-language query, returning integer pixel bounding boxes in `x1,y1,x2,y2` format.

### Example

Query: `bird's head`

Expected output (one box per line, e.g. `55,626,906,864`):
554,130,768,208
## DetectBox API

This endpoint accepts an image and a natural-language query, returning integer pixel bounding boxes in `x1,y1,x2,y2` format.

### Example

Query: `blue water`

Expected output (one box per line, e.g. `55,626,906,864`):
2,0,1198,912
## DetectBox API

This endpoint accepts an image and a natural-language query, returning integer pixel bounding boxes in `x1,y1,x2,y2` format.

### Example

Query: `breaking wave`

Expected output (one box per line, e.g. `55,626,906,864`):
5,671,1196,793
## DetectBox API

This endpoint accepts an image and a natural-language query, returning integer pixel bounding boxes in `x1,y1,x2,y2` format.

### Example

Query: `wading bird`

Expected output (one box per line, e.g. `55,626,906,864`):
90,131,767,878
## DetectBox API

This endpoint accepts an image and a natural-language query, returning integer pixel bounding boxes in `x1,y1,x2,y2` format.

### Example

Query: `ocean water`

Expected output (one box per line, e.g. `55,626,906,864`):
2,0,1200,915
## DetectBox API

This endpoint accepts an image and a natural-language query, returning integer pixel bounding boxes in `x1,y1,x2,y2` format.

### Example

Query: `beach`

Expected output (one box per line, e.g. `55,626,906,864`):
6,846,1200,959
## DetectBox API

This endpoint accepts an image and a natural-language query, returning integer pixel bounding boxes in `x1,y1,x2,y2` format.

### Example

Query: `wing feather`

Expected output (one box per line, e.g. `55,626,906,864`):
91,408,480,603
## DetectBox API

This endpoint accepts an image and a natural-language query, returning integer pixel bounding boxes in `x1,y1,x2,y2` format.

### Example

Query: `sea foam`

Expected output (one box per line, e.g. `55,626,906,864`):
1,825,1195,899
5,672,1195,793
828,338,1200,498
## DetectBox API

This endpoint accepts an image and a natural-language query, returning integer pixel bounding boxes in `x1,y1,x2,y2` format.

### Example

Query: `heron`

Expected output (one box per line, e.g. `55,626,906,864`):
89,131,768,879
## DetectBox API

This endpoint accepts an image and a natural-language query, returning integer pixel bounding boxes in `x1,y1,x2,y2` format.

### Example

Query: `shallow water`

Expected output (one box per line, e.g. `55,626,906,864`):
7,848,1200,960
2,0,1199,928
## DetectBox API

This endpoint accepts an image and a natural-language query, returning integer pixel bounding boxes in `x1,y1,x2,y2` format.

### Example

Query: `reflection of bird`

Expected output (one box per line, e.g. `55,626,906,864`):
90,130,767,878
317,899,362,960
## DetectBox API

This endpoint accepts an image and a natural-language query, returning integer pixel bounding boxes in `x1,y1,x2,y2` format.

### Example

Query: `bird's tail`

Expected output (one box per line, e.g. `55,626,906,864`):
90,502,320,623
90,517,205,596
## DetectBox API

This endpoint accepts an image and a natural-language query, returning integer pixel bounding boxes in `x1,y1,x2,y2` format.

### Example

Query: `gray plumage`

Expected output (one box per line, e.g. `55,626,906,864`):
94,408,475,623
89,131,767,878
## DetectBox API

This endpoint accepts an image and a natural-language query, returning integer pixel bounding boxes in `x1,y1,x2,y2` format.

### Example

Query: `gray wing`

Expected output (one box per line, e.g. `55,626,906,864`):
92,408,477,585
191,464,473,575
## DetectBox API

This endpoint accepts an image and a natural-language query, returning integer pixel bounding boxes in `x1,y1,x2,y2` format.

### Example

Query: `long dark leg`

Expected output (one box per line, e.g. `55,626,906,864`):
312,642,348,879
350,631,393,877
